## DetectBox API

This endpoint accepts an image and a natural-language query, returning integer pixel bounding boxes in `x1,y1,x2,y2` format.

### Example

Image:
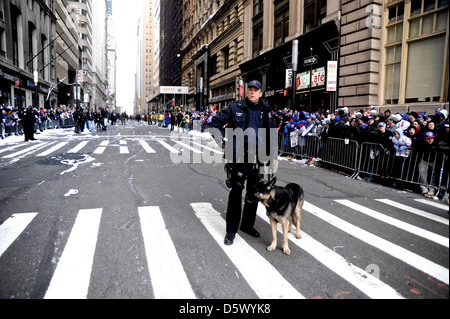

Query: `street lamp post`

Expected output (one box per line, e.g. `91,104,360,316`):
291,40,299,110
33,69,39,109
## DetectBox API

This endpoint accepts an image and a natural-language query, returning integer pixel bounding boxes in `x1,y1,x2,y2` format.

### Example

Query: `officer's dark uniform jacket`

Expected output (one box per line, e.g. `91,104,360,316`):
210,98,278,168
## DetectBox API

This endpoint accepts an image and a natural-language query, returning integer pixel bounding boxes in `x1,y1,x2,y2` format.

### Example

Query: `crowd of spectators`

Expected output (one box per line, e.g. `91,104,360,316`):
275,106,448,149
275,106,449,201
1,104,82,139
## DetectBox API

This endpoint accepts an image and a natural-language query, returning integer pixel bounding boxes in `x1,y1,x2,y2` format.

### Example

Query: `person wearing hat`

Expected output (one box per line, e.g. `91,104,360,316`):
412,130,440,197
210,80,277,246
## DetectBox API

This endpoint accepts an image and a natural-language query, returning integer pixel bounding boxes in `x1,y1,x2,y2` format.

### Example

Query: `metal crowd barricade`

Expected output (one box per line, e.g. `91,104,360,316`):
358,142,394,179
277,130,449,199
394,148,448,194
279,133,320,160
320,137,360,177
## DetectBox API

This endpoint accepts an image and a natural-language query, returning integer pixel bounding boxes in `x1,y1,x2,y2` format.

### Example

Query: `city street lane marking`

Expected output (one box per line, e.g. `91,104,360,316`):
2,142,50,159
174,140,203,154
336,200,448,248
93,141,109,154
190,141,224,155
191,202,304,299
255,204,404,299
36,142,69,157
303,202,449,285
0,144,26,155
119,144,129,154
156,139,179,153
0,213,38,258
138,140,156,154
44,208,102,299
414,199,449,211
138,206,196,299
375,199,449,226
68,141,89,154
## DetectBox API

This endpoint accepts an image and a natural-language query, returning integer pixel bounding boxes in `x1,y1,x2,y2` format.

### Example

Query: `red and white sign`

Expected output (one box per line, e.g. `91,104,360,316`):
77,70,85,84
326,61,338,92
296,67,325,90
311,67,325,87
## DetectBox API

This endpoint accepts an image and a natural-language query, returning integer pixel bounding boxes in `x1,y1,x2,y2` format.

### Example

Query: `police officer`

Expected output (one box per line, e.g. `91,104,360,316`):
210,80,277,245
21,107,37,142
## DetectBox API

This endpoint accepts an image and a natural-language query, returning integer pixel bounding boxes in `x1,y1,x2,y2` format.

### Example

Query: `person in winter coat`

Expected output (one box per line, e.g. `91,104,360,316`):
210,80,277,246
363,116,379,143
392,127,411,180
164,113,170,128
21,107,37,142
412,131,441,197
347,118,362,143
86,110,95,132
284,121,298,148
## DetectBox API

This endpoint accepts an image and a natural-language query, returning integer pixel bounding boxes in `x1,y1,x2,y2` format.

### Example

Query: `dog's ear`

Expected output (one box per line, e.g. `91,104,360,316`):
269,177,277,186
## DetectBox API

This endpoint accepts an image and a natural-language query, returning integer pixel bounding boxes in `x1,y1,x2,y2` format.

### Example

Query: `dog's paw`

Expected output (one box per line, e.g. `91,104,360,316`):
295,232,302,239
282,246,291,255
267,245,276,252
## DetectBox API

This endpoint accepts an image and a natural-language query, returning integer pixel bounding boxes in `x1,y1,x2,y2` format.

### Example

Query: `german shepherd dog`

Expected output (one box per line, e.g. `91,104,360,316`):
253,177,304,255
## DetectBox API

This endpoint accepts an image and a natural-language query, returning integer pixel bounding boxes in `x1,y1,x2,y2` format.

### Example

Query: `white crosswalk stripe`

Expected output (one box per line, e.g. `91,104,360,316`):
2,142,52,159
303,202,449,285
138,140,156,153
414,199,449,211
36,142,69,157
139,207,196,299
255,204,404,299
156,139,180,153
0,213,38,257
44,208,102,299
336,200,449,247
68,141,89,153
0,137,223,164
375,199,449,225
191,202,305,299
0,198,448,299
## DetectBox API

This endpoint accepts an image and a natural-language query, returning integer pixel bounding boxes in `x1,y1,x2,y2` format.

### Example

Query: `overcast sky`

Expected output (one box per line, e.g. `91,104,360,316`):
112,0,142,113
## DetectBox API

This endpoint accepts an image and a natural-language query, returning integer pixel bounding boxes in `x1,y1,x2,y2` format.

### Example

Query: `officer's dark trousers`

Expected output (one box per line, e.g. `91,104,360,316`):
226,164,260,234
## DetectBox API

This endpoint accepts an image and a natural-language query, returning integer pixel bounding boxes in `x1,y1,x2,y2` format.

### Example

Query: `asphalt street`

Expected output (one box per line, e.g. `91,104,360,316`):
0,121,448,301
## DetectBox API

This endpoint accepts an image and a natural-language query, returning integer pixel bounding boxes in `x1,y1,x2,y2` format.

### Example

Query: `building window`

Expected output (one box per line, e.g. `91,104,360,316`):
254,0,263,17
384,0,448,104
384,3,403,104
405,35,445,103
304,0,327,33
252,23,263,58
222,46,230,70
210,54,218,76
274,2,289,47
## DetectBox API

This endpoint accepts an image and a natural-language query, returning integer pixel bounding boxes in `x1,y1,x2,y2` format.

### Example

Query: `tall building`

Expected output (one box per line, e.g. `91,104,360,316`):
106,0,117,111
137,0,158,114
166,0,449,114
160,0,182,87
91,0,108,110
54,0,83,108
0,0,58,109
68,0,108,110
